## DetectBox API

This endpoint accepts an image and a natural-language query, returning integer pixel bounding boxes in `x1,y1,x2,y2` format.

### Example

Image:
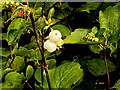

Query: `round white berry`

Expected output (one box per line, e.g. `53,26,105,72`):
44,40,57,52
49,30,62,43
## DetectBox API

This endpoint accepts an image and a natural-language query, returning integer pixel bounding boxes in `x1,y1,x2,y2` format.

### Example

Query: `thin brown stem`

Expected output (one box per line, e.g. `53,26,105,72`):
59,3,72,32
24,80,33,90
30,12,51,90
10,45,15,70
117,39,120,69
104,48,110,88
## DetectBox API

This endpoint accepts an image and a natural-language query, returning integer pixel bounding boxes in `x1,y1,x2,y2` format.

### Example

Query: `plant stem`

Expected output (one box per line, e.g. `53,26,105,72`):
59,2,72,32
24,80,33,90
117,39,120,69
30,12,51,90
104,47,110,88
10,45,15,70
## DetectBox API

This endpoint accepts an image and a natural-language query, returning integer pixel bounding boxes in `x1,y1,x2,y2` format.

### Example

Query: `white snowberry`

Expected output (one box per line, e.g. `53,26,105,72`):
49,30,62,43
44,40,57,53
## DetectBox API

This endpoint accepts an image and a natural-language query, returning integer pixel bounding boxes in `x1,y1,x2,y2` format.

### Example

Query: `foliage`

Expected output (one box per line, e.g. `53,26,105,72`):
1,1,120,90
87,59,116,76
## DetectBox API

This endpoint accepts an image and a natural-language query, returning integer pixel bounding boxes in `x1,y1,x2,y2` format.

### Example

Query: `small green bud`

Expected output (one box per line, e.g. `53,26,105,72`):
15,2,20,6
11,1,15,5
6,2,10,5
94,38,99,42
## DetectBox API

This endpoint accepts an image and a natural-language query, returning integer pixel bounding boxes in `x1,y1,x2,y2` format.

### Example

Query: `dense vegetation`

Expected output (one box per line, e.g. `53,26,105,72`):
0,1,120,90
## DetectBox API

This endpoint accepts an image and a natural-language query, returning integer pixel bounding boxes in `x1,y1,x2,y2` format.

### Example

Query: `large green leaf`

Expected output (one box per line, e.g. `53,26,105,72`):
99,4,119,41
2,72,25,89
7,18,27,45
48,62,83,88
99,4,119,54
13,56,25,71
5,72,25,83
52,24,71,37
87,59,116,76
64,29,89,44
76,2,101,13
0,48,10,57
26,65,34,80
35,62,83,88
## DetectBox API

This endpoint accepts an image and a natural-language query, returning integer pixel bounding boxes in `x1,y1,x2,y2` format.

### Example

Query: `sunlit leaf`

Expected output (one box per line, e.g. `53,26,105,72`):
26,65,34,80
48,62,83,88
13,56,25,71
52,24,71,37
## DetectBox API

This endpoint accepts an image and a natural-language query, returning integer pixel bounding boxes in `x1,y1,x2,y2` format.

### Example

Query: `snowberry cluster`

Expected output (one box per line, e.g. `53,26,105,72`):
44,30,63,53
84,32,99,42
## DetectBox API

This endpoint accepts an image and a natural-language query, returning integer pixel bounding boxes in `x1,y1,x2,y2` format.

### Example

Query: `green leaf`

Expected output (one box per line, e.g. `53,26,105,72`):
43,2,56,11
99,4,119,54
0,33,7,41
3,72,25,88
5,72,25,83
48,62,83,88
13,56,25,71
7,18,27,45
96,28,106,37
64,29,89,44
12,47,42,60
34,2,42,10
113,79,120,90
46,59,56,69
35,67,47,86
76,2,101,13
0,48,10,57
48,7,55,19
107,41,118,55
4,59,12,69
52,24,71,37
54,8,70,19
35,17,45,31
89,44,103,54
1,68,13,79
24,42,38,50
87,59,116,76
2,81,23,89
92,26,98,34
26,65,34,80
99,4,119,40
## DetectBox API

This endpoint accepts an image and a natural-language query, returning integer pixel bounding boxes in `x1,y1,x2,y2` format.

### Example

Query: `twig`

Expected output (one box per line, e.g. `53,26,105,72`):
117,39,120,69
24,80,33,90
104,48,110,88
30,12,51,90
59,2,72,32
10,45,15,70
